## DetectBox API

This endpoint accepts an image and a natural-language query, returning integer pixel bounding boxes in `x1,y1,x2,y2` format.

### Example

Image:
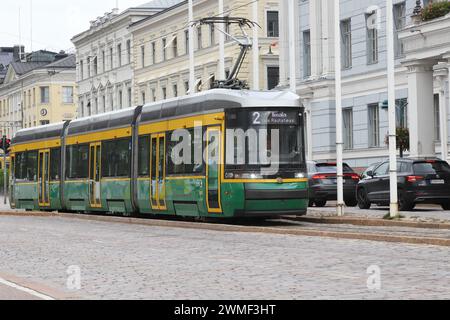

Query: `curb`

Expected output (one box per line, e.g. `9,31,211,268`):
283,216,450,230
2,211,449,247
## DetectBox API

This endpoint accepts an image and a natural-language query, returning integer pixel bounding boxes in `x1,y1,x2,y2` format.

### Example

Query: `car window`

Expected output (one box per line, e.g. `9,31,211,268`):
399,162,412,174
316,164,353,173
413,161,450,175
307,163,316,173
374,162,389,176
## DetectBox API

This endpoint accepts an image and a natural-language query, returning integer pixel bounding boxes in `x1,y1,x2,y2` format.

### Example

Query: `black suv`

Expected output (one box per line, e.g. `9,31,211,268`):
356,158,450,211
307,161,360,207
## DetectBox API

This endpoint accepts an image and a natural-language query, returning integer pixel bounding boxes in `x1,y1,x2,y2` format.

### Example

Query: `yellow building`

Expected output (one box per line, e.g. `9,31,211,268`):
0,52,77,138
129,0,280,104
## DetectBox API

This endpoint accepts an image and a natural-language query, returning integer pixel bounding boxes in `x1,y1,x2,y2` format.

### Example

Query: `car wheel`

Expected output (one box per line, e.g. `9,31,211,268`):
314,199,327,207
357,188,371,209
308,199,314,207
441,202,450,211
398,192,415,211
345,197,358,207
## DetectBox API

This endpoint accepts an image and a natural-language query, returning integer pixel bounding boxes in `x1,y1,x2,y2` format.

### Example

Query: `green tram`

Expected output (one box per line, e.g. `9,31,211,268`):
10,89,308,218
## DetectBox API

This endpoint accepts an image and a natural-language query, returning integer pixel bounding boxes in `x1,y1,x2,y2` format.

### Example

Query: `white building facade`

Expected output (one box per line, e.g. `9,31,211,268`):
71,2,178,118
280,0,449,170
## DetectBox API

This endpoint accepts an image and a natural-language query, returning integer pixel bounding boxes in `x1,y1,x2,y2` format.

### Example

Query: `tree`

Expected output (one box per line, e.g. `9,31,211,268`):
385,127,410,158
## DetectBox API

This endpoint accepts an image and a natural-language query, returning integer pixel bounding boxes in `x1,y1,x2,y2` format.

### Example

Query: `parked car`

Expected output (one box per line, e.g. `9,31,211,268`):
361,162,381,180
307,161,360,207
356,158,450,211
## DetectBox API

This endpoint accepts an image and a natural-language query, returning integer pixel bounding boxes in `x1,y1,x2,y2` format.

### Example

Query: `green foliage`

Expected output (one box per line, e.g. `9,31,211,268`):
422,1,450,21
385,127,410,158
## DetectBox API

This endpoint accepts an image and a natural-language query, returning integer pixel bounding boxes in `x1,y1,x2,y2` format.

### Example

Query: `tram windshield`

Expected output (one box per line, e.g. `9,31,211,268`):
225,108,306,179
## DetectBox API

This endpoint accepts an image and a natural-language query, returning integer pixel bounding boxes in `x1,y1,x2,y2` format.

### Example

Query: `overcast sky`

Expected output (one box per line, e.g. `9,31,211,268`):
0,0,149,52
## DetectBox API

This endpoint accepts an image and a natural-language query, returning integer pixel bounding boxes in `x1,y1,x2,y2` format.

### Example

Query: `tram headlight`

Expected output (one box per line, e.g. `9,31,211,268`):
225,172,235,179
295,173,306,179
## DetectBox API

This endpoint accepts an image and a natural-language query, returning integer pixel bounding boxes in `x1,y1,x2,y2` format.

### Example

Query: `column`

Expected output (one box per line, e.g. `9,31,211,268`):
435,65,449,162
405,60,436,157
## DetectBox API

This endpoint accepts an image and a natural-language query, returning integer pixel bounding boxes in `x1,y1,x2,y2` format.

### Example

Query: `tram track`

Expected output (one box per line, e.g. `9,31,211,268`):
2,210,450,247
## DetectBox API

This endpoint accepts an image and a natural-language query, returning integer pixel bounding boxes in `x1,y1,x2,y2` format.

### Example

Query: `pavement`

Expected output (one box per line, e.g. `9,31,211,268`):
0,215,449,300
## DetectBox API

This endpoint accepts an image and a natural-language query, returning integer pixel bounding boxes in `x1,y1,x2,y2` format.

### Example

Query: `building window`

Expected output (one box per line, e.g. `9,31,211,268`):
110,47,114,70
267,66,279,90
303,30,311,78
128,87,132,108
162,87,167,100
368,103,380,147
434,94,440,141
197,26,202,49
109,91,114,110
126,40,131,64
40,120,50,126
366,14,378,64
173,36,178,58
173,84,178,97
80,101,84,118
267,11,279,37
396,98,408,128
162,38,167,61
151,42,156,64
210,24,215,46
118,90,123,108
184,81,189,95
102,51,106,73
80,60,84,80
394,2,406,58
141,91,146,104
141,45,145,68
185,30,189,54
102,95,106,113
151,88,156,102
40,87,49,104
341,19,352,69
343,108,353,150
117,43,122,67
87,57,91,77
93,57,98,75
62,87,74,104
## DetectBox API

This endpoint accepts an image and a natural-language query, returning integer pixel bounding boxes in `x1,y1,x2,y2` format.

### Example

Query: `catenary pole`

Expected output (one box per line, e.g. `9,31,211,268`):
387,0,399,218
188,0,196,94
334,0,344,216
218,0,225,80
288,0,296,92
252,0,260,90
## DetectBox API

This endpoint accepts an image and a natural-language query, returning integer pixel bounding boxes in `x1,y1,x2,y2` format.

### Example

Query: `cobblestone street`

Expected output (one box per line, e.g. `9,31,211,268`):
0,215,449,300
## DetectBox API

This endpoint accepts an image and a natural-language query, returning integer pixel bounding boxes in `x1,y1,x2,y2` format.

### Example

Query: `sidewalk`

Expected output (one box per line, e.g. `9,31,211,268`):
307,202,450,223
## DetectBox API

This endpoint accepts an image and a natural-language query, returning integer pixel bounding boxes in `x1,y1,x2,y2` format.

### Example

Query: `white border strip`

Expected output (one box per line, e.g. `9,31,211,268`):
0,277,55,300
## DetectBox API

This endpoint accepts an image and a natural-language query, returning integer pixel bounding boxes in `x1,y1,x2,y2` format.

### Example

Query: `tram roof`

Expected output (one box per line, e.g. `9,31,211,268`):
12,122,67,145
66,107,139,136
139,89,301,123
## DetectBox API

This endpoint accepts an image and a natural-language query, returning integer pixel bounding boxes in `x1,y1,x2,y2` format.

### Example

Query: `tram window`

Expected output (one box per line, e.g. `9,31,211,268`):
50,148,61,180
167,129,204,175
66,145,89,179
15,151,38,181
102,138,131,178
138,136,150,176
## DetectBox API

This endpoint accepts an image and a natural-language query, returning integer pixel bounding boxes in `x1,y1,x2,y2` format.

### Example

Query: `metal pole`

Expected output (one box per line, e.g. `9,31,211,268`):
218,0,225,80
252,1,260,90
387,0,399,218
188,0,196,94
334,0,344,216
288,0,296,92
3,136,7,205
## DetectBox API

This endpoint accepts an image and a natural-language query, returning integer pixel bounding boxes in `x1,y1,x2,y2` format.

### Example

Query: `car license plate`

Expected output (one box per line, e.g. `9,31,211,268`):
431,179,445,185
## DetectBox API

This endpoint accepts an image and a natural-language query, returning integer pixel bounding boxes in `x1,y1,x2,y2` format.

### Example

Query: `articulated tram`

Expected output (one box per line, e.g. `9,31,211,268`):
9,89,308,218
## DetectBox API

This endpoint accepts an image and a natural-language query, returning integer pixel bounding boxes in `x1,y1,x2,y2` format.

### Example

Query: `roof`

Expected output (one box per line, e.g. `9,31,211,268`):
9,61,48,75
0,52,13,67
45,54,76,68
129,0,186,28
134,0,183,9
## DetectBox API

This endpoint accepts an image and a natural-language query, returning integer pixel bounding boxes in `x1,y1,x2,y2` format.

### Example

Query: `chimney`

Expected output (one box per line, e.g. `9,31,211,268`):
13,45,25,61
54,50,68,61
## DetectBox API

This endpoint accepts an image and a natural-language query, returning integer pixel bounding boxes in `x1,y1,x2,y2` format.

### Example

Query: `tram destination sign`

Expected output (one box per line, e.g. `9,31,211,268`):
250,111,298,125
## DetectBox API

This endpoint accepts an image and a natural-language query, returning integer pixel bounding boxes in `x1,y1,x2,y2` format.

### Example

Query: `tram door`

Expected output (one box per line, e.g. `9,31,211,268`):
89,143,102,208
10,155,15,207
206,127,222,213
150,134,167,211
38,150,50,207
